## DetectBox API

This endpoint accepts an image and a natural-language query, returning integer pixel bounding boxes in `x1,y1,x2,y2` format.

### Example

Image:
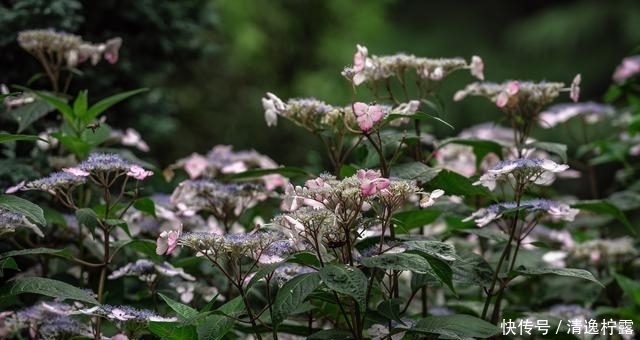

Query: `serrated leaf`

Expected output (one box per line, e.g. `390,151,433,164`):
319,264,367,311
76,208,100,234
159,293,198,319
85,88,148,122
197,297,244,340
525,141,568,163
393,210,441,232
1,277,99,305
361,252,433,274
404,240,457,262
134,197,157,218
148,322,197,340
8,98,54,132
516,267,604,287
376,298,405,324
572,199,636,235
425,169,492,197
246,261,286,291
272,272,321,325
0,247,72,260
613,273,640,306
0,194,46,226
404,314,500,339
423,256,456,295
390,162,440,182
452,252,494,286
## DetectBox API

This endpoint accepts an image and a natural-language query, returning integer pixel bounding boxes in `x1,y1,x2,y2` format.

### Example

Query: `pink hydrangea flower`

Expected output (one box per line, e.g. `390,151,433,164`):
496,81,520,108
62,167,90,177
354,102,385,132
570,74,581,103
182,153,209,179
612,55,640,84
156,226,182,255
470,55,484,80
103,37,122,64
357,169,390,196
353,44,368,72
126,165,153,180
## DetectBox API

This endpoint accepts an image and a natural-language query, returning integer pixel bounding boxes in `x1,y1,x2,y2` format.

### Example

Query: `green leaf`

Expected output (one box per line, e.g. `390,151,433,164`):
0,194,46,226
246,261,286,291
73,90,89,122
376,298,405,324
525,141,568,163
134,197,157,218
159,293,198,319
0,277,99,305
0,247,72,260
423,255,456,295
319,264,367,311
85,88,148,122
148,322,197,340
393,210,441,232
34,91,74,122
613,273,640,305
361,252,433,274
53,133,92,158
390,162,440,182
515,267,604,287
197,297,244,340
404,314,500,339
452,252,494,286
572,200,636,235
0,133,42,143
0,257,18,277
272,272,321,325
8,99,54,133
121,239,162,261
425,169,492,197
75,208,100,234
404,240,457,262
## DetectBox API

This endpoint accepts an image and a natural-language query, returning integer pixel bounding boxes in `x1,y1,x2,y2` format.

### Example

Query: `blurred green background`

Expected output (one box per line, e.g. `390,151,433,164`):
1,0,639,169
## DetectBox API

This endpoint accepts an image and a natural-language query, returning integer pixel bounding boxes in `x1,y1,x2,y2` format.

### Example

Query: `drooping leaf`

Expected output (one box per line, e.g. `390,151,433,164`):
361,252,433,274
376,298,405,324
0,247,72,260
133,197,157,218
73,90,89,121
319,264,367,311
515,267,604,287
393,210,441,232
34,91,74,123
0,194,46,226
0,133,42,143
424,169,492,197
390,162,440,182
0,277,99,305
423,255,456,295
404,240,457,262
452,252,494,286
272,272,321,325
148,322,197,340
159,293,198,319
572,199,636,235
525,141,568,163
613,273,640,306
8,99,54,132
403,314,500,339
197,297,244,340
84,88,149,122
75,208,100,234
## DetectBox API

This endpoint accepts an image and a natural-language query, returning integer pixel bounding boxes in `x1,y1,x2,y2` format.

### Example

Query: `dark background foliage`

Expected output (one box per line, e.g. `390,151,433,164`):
1,0,639,169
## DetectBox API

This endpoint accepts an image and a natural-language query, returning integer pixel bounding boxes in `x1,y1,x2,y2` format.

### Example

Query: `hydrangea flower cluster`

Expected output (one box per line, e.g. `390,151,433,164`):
0,208,43,237
538,102,615,128
108,259,195,282
18,29,122,67
612,55,640,84
342,44,484,85
168,145,287,191
0,302,93,340
170,180,264,219
62,153,153,180
474,158,569,190
81,305,176,323
464,199,579,227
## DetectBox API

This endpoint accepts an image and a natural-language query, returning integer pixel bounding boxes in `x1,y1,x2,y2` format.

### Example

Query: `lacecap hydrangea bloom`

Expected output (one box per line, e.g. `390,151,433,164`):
474,158,569,190
464,199,579,227
538,102,615,128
